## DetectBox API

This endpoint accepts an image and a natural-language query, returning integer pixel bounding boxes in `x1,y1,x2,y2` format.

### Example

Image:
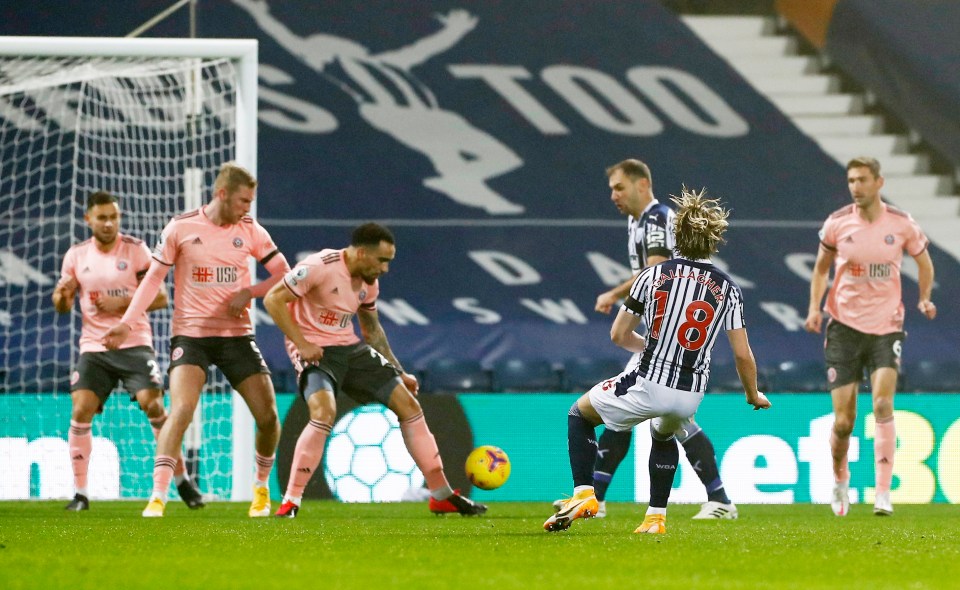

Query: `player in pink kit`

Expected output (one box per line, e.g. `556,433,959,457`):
53,191,203,511
103,163,291,518
805,157,937,517
263,223,486,517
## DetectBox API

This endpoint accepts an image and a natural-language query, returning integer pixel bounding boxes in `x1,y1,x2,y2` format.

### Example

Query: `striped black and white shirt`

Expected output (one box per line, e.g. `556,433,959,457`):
628,200,676,273
618,257,745,393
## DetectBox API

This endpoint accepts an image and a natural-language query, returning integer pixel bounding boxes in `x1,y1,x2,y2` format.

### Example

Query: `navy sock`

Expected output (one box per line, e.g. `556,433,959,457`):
568,405,598,488
593,428,632,501
648,434,679,509
681,430,730,503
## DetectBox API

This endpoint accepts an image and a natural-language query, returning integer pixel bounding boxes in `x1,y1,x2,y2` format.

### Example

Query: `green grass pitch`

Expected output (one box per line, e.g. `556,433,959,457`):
1,501,958,589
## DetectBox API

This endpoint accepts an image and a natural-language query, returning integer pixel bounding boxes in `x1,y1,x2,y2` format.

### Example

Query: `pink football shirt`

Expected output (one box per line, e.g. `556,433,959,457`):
281,249,379,367
60,234,154,352
153,207,279,337
820,203,928,335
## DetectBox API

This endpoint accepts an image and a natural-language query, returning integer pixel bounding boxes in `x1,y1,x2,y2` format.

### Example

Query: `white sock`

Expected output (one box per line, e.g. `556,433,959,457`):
284,495,302,507
75,487,88,497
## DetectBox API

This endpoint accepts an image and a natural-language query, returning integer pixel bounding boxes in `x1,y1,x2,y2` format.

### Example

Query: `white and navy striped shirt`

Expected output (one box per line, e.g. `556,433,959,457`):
618,257,745,393
628,200,676,273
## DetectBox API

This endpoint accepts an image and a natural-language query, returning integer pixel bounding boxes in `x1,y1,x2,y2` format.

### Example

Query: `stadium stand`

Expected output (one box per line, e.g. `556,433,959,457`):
491,358,561,393
561,357,627,392
422,359,492,394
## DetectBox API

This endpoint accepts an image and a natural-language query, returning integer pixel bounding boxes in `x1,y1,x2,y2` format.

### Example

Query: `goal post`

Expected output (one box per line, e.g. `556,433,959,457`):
0,36,258,502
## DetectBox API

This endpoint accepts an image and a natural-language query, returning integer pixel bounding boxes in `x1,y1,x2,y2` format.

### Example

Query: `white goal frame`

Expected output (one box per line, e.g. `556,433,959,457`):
0,36,259,501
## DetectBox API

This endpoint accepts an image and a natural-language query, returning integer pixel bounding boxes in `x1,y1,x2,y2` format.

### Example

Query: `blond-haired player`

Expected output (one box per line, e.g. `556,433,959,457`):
545,188,770,534
103,163,291,517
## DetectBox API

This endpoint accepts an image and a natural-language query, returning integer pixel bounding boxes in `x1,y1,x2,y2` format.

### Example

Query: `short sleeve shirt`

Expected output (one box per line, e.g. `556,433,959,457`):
819,202,928,335
281,249,379,361
153,207,280,337
628,200,676,273
60,234,154,352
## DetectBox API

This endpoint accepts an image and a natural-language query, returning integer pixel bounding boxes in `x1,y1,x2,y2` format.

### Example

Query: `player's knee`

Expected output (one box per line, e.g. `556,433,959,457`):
832,418,854,438
674,419,702,444
255,407,280,432
389,384,422,419
649,418,677,442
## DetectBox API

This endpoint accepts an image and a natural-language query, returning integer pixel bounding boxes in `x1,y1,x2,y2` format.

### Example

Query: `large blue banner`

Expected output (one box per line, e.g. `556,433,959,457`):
3,1,959,383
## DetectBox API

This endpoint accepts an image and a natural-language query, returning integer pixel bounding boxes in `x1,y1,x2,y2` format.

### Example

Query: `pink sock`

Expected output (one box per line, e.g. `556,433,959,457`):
830,429,850,483
148,414,186,477
399,412,449,492
874,416,896,494
153,455,176,498
286,420,331,500
255,452,275,484
69,420,92,492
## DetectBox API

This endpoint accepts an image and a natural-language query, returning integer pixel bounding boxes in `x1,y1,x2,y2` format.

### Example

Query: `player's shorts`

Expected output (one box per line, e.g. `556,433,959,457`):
297,343,402,406
824,320,904,388
70,346,163,410
588,371,704,434
621,355,700,438
169,335,270,388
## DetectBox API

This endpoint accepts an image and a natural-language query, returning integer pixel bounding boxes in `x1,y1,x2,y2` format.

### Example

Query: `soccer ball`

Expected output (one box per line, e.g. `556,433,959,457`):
465,445,511,490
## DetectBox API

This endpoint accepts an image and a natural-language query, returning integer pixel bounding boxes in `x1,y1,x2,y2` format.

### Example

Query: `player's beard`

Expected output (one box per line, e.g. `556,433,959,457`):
94,231,117,248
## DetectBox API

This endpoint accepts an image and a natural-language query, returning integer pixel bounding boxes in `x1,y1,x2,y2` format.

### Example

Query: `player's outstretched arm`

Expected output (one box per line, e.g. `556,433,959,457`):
103,260,169,349
804,246,835,334
358,307,418,394
727,327,770,410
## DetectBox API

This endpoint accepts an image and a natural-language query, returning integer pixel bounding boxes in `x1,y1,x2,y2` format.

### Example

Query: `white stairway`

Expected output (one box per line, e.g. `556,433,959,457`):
681,15,960,259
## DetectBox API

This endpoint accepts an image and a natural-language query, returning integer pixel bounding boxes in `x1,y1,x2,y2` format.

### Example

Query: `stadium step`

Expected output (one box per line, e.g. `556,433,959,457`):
680,14,960,261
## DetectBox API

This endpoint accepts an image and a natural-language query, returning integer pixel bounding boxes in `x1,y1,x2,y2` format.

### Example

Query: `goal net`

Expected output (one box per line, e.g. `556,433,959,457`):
0,37,259,502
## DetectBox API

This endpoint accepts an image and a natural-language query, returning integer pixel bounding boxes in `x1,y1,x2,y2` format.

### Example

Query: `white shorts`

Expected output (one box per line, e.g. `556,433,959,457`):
588,374,704,434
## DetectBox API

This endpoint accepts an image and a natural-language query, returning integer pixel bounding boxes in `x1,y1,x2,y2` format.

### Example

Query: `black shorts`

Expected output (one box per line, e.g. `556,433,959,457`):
299,343,402,406
169,335,270,388
824,320,904,388
70,346,163,408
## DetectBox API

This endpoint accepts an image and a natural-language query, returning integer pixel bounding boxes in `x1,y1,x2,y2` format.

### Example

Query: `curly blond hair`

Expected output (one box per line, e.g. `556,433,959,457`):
671,187,729,260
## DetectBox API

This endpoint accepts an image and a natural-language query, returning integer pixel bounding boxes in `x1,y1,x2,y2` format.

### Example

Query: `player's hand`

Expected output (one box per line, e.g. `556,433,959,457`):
401,372,419,396
594,291,618,314
747,391,771,411
102,323,131,350
803,310,823,334
918,299,937,320
54,277,78,299
297,342,324,364
94,295,126,314
227,289,253,318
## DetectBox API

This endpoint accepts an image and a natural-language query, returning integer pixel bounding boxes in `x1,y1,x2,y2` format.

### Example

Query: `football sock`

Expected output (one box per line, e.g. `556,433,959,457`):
399,412,448,492
648,434,679,509
593,428,631,501
830,428,851,483
255,452,275,485
152,455,176,499
680,430,730,503
284,495,303,507
68,420,92,492
148,414,186,476
286,420,332,499
874,416,896,494
568,405,598,488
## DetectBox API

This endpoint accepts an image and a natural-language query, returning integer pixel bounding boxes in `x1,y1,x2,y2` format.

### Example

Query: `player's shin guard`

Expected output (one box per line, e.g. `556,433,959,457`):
679,429,729,503
568,405,598,488
874,416,896,494
399,412,448,492
286,420,332,499
648,432,679,509
68,420,92,492
594,428,631,501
